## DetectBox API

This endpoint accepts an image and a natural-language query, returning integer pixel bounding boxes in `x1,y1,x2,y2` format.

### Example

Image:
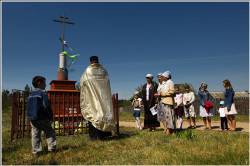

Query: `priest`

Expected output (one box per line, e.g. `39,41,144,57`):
80,56,115,140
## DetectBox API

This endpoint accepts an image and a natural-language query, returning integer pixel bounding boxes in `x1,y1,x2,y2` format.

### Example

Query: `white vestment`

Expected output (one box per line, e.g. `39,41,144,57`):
80,63,115,132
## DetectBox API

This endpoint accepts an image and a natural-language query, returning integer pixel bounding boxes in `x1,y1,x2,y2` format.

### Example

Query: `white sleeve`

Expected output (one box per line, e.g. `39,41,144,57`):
139,98,142,107
183,94,187,105
190,92,195,104
169,81,174,88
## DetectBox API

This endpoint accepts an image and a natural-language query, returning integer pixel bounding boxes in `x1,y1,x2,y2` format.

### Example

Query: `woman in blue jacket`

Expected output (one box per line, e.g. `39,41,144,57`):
198,82,213,130
223,80,237,131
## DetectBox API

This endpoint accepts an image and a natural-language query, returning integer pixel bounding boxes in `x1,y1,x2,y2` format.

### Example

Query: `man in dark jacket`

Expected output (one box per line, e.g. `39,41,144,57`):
27,76,56,156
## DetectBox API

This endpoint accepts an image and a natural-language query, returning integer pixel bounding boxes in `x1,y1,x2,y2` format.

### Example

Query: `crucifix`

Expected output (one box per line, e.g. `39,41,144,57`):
53,13,75,52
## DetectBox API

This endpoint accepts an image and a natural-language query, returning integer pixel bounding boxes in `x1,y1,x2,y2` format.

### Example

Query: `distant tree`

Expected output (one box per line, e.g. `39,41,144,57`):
23,84,32,98
118,100,132,107
2,89,12,113
12,89,21,93
128,84,143,102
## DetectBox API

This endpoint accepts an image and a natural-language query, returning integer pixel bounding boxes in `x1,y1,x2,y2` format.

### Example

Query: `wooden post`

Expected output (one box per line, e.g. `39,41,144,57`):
11,93,17,142
58,93,61,136
116,93,119,135
27,92,30,138
22,93,25,138
17,92,20,139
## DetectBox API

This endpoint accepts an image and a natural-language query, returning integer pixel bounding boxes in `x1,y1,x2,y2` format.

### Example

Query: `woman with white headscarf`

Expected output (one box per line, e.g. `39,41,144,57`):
160,71,176,135
141,74,160,131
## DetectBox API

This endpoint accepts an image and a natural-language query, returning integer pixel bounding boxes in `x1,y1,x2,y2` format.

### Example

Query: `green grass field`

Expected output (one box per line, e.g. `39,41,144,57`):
2,112,249,165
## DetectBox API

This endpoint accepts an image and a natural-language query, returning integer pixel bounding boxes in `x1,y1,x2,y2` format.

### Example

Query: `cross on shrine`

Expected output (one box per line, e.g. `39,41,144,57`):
53,13,75,52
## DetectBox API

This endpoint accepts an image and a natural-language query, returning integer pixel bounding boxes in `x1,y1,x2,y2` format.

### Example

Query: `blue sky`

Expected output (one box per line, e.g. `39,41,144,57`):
2,2,249,99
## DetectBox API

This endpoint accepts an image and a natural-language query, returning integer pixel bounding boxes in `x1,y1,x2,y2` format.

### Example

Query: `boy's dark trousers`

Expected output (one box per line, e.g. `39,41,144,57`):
220,117,228,130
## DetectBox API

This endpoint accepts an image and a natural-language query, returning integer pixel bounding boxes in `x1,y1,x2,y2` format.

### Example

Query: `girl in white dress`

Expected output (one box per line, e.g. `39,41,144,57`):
183,84,196,129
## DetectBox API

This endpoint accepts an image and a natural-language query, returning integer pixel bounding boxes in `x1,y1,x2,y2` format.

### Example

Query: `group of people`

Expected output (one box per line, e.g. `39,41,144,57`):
132,72,238,135
26,56,238,156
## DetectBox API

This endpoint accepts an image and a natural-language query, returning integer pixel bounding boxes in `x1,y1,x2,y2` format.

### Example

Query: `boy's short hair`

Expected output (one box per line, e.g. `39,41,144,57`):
32,76,46,88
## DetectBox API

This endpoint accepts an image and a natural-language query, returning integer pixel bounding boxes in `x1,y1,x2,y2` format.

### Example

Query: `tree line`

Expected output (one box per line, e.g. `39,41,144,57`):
2,84,33,113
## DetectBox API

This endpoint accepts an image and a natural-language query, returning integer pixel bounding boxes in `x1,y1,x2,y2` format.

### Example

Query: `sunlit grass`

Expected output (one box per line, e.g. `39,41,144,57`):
2,112,249,165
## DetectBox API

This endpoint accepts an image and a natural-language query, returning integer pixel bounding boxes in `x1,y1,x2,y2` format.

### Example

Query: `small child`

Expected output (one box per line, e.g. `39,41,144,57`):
132,91,142,130
218,101,228,131
27,76,56,156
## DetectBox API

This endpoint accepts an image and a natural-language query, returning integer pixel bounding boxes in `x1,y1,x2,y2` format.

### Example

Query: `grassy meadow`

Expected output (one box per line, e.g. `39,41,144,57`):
2,112,249,165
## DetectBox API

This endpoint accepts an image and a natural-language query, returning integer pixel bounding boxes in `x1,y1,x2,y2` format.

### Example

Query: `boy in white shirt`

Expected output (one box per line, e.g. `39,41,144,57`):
132,91,143,130
218,101,228,131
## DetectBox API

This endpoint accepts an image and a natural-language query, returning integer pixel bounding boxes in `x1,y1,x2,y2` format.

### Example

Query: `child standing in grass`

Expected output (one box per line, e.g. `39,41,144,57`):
27,76,56,156
132,91,143,130
217,101,228,131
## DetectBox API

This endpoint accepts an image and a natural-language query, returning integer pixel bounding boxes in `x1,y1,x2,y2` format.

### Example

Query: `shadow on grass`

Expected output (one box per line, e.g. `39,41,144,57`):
54,144,85,152
102,132,138,141
2,144,20,154
194,125,203,129
211,126,220,129
235,127,244,131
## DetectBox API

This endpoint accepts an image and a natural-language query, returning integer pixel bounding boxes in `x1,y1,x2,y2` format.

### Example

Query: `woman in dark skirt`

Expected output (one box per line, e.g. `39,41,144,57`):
141,74,160,131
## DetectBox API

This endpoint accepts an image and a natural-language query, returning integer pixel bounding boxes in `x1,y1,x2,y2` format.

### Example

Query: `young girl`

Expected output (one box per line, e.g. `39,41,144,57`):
183,84,196,129
223,79,237,131
174,87,184,129
217,101,228,131
132,91,143,130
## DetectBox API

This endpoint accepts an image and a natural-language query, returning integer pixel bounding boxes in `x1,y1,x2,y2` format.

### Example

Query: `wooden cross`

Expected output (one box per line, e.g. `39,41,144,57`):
53,13,75,52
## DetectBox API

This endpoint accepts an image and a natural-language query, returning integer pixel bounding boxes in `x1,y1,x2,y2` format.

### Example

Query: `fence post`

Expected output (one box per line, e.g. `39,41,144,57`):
11,93,17,142
22,93,26,138
27,92,31,138
116,93,119,135
17,92,20,139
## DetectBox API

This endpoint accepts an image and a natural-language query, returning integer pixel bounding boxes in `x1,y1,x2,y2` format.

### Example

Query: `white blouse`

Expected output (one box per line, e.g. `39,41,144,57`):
175,93,183,106
183,92,195,105
146,83,151,101
161,79,174,93
157,82,163,93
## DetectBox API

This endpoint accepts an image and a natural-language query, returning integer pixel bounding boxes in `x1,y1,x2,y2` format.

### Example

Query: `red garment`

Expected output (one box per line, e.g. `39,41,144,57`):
205,101,213,113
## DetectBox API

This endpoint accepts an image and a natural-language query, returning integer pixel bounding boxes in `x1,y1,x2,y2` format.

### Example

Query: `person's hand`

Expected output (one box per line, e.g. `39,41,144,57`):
175,106,178,109
141,105,144,107
154,104,157,109
227,107,231,112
